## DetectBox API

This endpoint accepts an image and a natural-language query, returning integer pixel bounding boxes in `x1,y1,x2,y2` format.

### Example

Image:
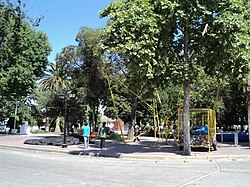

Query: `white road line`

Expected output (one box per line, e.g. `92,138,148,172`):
179,161,221,187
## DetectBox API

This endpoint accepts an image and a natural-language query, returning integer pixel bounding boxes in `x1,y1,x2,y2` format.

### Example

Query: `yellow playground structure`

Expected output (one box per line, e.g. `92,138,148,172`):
177,108,217,151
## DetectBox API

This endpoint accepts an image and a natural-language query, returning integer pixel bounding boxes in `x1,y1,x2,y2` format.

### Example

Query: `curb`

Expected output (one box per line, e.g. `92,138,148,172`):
1,144,250,160
119,154,250,160
0,144,68,154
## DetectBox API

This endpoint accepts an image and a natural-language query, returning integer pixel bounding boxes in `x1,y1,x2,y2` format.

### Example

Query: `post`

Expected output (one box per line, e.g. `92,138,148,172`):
234,131,238,147
59,92,75,148
62,96,67,148
221,131,223,143
11,99,18,134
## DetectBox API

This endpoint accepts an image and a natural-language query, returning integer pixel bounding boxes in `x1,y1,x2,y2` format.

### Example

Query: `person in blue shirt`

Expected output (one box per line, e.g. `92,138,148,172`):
82,123,90,149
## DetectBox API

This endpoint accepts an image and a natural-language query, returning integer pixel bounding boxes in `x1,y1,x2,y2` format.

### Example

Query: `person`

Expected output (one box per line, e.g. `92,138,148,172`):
134,123,140,142
82,123,90,149
99,122,107,149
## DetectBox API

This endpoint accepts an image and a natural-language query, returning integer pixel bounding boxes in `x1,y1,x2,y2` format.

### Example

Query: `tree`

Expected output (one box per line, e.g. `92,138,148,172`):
0,0,51,99
104,73,131,125
101,0,249,155
39,61,71,133
75,27,108,128
100,0,171,139
39,62,70,92
0,0,51,129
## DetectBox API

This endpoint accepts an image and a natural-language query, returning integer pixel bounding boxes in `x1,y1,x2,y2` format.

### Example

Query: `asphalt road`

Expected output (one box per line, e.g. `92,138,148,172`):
0,148,250,187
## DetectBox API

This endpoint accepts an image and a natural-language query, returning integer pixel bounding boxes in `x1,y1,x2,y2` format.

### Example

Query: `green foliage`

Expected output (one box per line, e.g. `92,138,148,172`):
219,79,247,126
226,0,250,84
0,1,51,99
37,27,109,127
100,0,170,89
101,0,249,154
74,27,108,124
76,27,107,103
39,62,70,92
101,0,249,84
107,132,123,141
0,0,51,126
104,74,131,123
158,83,182,119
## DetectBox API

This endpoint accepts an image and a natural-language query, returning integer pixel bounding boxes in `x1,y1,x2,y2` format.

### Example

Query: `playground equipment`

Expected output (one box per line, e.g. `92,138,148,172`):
105,72,220,146
177,108,217,151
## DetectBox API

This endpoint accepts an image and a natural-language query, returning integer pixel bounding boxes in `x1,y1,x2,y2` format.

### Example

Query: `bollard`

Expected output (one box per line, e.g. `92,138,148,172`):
234,132,238,146
221,132,223,143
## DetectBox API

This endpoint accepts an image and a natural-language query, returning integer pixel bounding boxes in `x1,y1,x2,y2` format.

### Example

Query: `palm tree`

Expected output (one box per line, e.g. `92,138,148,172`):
39,62,71,133
39,62,70,91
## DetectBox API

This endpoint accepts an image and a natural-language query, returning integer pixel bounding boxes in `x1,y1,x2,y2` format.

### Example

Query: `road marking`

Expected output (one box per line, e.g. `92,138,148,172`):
179,161,221,187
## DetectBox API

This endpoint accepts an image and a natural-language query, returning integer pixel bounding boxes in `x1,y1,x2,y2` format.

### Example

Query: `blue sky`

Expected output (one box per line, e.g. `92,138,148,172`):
23,0,111,63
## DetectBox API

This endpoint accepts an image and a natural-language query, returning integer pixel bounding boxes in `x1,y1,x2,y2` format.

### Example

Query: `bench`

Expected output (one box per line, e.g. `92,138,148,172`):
78,131,99,143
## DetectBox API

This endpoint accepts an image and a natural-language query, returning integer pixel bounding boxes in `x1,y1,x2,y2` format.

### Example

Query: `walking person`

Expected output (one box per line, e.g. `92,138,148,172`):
134,123,140,142
99,122,107,149
82,123,90,149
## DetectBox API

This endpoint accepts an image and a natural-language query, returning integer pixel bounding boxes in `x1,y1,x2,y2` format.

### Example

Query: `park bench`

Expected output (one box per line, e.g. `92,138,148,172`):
78,131,99,143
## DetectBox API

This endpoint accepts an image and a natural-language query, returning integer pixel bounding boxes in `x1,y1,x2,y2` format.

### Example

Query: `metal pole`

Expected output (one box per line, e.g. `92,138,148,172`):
11,99,18,134
234,131,238,147
62,96,67,148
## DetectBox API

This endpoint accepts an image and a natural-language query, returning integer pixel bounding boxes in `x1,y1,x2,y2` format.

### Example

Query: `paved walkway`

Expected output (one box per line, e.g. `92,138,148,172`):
0,133,250,159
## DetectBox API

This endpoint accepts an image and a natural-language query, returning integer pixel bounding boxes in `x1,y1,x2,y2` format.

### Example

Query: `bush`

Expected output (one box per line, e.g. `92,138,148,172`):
32,129,46,134
108,132,123,141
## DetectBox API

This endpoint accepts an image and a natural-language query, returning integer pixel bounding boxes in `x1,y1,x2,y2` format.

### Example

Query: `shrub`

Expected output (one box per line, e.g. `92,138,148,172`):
108,132,123,141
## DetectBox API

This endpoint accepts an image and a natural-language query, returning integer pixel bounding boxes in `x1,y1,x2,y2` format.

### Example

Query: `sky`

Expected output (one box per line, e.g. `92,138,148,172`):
22,0,111,63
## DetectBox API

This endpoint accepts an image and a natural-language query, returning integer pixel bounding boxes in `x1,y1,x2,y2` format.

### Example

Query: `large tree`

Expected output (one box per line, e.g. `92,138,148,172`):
0,0,51,99
0,0,51,128
100,0,171,139
39,61,72,133
75,27,108,128
39,62,70,92
101,0,249,155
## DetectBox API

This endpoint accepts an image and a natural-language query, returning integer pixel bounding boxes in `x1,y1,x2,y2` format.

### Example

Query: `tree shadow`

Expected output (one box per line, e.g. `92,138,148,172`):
69,139,184,157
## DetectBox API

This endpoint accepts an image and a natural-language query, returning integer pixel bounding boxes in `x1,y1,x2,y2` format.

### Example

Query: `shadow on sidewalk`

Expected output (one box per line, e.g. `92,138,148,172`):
69,139,184,157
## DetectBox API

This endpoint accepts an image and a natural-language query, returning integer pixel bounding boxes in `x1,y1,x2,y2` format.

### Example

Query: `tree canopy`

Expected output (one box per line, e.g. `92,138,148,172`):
0,0,51,100
0,0,51,126
100,0,250,154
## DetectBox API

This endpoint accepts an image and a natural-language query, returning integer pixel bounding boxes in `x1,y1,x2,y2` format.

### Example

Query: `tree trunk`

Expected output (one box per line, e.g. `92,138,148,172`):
13,99,18,131
183,19,191,155
92,102,96,131
128,96,137,140
248,72,250,147
248,102,250,147
45,116,49,132
183,82,191,155
54,116,61,134
243,82,250,147
245,84,250,147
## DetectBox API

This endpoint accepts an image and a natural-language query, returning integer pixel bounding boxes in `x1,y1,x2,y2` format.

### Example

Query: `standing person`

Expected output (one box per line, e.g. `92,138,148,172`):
99,122,107,149
82,123,90,149
134,123,140,142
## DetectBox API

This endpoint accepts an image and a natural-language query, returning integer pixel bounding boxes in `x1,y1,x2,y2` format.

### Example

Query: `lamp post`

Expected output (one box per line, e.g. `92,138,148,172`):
58,94,67,148
59,92,76,148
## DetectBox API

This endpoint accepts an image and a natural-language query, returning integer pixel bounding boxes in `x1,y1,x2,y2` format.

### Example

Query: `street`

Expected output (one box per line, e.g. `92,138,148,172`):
0,148,249,187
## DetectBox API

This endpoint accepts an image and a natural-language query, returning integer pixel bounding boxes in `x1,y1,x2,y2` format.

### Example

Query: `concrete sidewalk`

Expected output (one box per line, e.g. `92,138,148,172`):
0,133,250,159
